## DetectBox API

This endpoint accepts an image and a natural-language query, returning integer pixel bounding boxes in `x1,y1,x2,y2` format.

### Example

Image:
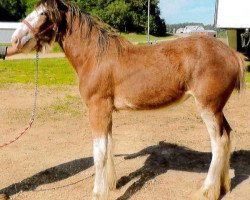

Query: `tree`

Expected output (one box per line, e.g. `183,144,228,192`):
0,0,26,21
25,0,38,14
77,0,166,36
1,0,167,36
100,0,130,32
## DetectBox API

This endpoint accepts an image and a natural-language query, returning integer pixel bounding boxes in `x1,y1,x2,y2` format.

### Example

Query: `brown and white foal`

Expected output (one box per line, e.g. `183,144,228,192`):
7,0,245,199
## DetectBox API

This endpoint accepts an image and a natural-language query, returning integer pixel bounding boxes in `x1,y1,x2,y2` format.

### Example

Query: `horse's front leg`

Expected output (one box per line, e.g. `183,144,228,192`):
88,98,115,200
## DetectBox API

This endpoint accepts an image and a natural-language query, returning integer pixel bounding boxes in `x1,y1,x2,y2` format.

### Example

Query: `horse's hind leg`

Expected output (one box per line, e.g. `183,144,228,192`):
196,110,231,200
220,116,232,194
107,131,117,190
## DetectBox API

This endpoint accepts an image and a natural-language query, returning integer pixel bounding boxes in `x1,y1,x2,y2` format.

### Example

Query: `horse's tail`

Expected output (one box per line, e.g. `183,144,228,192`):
234,52,246,92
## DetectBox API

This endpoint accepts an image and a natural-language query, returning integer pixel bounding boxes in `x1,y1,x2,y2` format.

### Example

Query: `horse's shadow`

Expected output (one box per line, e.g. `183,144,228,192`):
116,141,250,199
0,157,93,197
0,142,249,200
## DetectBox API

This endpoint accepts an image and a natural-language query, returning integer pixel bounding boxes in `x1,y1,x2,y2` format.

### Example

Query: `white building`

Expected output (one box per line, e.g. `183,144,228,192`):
0,22,21,44
175,25,216,37
215,0,250,56
183,26,204,33
176,28,184,34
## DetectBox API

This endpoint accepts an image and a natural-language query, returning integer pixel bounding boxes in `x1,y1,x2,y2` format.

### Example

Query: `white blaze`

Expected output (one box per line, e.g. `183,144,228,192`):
12,5,46,46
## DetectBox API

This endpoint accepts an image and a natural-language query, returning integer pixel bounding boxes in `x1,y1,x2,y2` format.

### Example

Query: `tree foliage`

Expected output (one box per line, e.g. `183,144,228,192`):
0,0,26,21
0,0,167,36
78,0,166,36
25,0,39,14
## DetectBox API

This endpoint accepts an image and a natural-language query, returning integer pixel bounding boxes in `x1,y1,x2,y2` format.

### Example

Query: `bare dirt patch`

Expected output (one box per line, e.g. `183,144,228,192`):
0,85,249,200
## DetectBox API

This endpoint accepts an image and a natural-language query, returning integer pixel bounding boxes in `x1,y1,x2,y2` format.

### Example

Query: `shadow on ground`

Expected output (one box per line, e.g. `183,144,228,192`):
1,142,249,200
116,142,250,200
0,157,93,197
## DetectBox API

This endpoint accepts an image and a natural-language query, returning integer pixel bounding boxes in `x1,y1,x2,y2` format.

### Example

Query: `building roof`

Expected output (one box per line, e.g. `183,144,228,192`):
191,30,217,33
176,28,184,32
184,26,204,33
0,22,21,29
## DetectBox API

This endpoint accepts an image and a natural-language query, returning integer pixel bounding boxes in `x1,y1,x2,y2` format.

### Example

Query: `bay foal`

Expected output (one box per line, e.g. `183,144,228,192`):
8,0,245,199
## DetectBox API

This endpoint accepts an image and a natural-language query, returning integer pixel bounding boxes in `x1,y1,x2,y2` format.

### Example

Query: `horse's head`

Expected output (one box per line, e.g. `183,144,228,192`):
11,0,68,53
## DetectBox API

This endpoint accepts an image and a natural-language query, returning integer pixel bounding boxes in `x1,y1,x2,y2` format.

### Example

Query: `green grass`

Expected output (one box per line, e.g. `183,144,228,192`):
50,94,83,116
0,58,77,85
0,43,10,46
51,43,63,53
217,30,227,39
121,33,176,44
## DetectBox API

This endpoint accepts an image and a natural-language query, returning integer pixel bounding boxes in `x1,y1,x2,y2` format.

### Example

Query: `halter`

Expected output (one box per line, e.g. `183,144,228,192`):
23,19,56,38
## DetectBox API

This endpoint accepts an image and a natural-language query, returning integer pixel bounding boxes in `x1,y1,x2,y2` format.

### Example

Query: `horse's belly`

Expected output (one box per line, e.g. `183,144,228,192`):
114,91,191,110
114,98,137,109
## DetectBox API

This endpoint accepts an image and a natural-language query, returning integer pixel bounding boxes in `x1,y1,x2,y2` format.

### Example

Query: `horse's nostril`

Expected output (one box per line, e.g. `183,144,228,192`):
11,37,21,48
11,37,17,44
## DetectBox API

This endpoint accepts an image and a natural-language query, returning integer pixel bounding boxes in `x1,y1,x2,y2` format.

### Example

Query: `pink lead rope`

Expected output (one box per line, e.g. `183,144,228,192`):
1,19,54,148
0,52,39,148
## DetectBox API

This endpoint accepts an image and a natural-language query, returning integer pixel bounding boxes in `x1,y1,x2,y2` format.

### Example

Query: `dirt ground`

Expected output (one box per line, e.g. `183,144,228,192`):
0,85,249,200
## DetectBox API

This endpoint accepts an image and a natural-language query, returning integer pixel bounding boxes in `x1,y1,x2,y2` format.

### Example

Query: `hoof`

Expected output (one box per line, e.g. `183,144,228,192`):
194,184,220,200
220,179,230,195
0,194,9,200
220,173,231,195
108,175,116,191
93,191,110,200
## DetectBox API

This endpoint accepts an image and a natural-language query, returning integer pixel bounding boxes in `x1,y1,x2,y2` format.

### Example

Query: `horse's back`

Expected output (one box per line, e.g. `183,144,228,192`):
112,35,244,110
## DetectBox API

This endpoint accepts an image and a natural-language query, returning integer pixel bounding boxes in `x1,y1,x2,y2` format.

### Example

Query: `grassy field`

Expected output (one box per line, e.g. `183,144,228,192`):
0,59,249,86
121,33,176,44
0,58,77,85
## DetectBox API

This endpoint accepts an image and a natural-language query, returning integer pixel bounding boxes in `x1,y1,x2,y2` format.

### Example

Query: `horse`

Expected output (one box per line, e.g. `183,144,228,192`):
6,0,245,199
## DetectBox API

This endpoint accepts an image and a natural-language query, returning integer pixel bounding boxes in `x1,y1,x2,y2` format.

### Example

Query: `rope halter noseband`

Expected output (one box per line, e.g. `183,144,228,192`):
22,19,56,39
21,18,57,52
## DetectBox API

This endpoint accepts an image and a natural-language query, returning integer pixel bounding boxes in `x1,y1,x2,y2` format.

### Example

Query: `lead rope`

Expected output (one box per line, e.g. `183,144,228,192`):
0,51,39,148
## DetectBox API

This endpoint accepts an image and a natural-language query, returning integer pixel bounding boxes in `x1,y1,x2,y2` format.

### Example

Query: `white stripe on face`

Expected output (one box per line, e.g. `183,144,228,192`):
26,6,46,27
11,5,46,45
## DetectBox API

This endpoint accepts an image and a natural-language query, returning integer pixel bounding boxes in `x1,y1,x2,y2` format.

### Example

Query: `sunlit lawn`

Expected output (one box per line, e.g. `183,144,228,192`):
0,58,77,85
121,33,176,44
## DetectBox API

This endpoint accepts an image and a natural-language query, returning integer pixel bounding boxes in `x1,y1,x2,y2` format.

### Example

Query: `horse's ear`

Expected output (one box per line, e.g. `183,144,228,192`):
55,0,68,11
45,0,67,11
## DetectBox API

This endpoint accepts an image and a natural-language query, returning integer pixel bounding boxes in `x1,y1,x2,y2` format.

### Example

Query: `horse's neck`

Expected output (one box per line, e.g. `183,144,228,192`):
58,13,131,77
59,23,97,76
